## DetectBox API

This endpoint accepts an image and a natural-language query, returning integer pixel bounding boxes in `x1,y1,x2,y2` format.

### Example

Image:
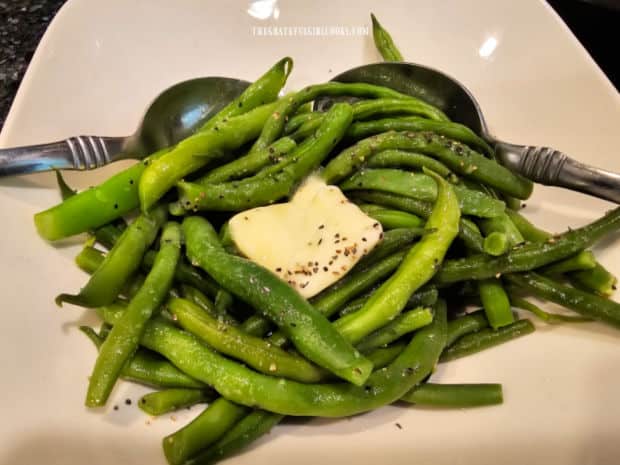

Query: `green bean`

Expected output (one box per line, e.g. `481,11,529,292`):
177,103,353,212
352,98,450,122
440,319,535,362
138,388,214,416
78,326,204,389
401,383,503,407
370,13,404,61
366,149,454,177
542,250,596,274
169,297,326,383
139,101,278,211
345,117,493,155
311,251,406,319
350,191,485,252
163,397,249,465
436,207,620,284
183,216,372,386
355,227,423,268
571,264,618,297
284,111,322,134
341,168,505,218
34,147,170,240
200,57,293,134
365,342,407,369
86,221,180,407
251,83,448,155
483,232,510,256
505,209,617,295
334,170,459,344
505,272,620,328
323,131,532,199
356,307,434,352
190,410,284,465
196,137,297,184
99,300,447,417
180,285,238,327
360,205,425,229
446,311,489,347
339,285,438,318
56,205,167,308
508,294,591,324
478,278,514,329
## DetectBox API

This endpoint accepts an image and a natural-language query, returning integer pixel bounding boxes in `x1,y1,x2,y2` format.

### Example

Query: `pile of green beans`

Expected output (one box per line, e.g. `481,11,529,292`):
32,14,620,465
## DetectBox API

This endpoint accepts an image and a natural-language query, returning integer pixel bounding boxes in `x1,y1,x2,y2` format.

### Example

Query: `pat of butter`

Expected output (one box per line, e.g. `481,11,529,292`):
229,176,383,298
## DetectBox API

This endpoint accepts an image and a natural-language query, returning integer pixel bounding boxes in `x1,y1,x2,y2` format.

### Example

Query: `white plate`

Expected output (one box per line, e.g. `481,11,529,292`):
1,1,620,464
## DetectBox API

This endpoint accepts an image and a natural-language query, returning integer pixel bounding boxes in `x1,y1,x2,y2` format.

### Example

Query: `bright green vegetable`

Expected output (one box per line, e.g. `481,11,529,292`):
359,204,425,229
341,168,505,218
506,272,620,328
445,311,489,347
542,250,596,274
182,216,373,386
56,205,167,308
339,286,439,317
333,170,459,344
478,278,514,329
323,131,533,199
168,297,326,383
85,221,180,407
370,13,404,61
508,294,591,324
402,383,503,407
440,319,535,362
482,232,510,256
356,307,434,352
436,207,620,284
138,388,214,416
366,149,454,177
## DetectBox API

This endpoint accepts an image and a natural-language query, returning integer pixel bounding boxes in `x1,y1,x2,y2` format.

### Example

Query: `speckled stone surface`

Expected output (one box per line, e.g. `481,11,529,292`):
0,0,65,129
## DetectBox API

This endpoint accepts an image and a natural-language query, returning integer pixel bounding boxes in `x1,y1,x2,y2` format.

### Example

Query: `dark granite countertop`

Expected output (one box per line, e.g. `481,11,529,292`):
0,0,617,132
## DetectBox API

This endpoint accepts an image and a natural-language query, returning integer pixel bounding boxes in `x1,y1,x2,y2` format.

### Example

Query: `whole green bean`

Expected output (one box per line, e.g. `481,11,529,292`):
340,168,505,218
339,285,438,317
284,111,322,134
370,13,404,61
177,103,353,212
86,221,180,407
350,190,485,252
79,326,204,389
345,116,493,155
355,227,423,268
180,285,238,326
323,131,532,199
401,383,503,407
56,205,167,308
100,301,447,417
182,216,373,386
445,311,489,347
506,272,620,328
163,397,248,465
440,319,535,362
190,410,284,465
352,98,450,122
356,307,434,353
436,207,620,283
365,342,407,369
196,137,297,185
366,149,454,177
138,388,214,416
334,170,459,344
169,297,326,383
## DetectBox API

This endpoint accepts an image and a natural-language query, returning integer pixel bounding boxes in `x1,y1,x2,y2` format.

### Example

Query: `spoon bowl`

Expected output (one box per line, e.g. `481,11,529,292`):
319,62,620,204
0,77,249,176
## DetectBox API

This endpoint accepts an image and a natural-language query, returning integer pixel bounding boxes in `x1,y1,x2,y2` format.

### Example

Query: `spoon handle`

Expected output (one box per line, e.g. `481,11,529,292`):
0,136,126,177
496,141,620,204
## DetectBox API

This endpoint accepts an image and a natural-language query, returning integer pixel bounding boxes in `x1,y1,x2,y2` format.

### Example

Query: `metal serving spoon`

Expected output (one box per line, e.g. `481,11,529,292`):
317,62,620,204
0,77,249,177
